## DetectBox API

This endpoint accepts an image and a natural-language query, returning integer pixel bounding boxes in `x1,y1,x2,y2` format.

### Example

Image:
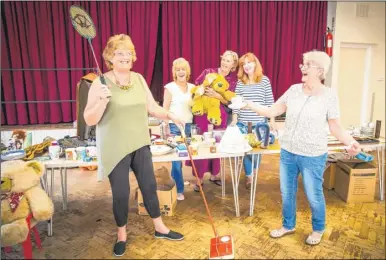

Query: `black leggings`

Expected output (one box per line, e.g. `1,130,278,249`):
108,145,160,227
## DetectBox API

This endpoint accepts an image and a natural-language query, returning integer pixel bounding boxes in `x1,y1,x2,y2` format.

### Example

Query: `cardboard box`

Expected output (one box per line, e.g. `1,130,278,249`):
323,163,336,190
136,184,177,216
334,159,377,203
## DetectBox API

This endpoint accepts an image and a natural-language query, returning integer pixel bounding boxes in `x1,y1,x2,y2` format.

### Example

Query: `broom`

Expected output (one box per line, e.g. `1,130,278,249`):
178,124,235,259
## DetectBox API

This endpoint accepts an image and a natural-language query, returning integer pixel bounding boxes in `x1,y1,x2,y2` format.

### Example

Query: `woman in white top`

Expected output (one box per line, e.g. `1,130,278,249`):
163,58,194,201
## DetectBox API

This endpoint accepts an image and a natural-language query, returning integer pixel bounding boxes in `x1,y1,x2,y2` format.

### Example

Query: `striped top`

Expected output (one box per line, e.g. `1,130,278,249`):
233,75,274,124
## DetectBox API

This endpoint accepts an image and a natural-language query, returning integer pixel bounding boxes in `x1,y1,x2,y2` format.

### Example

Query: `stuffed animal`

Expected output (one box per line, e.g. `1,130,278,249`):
154,166,175,191
1,161,54,247
191,73,235,126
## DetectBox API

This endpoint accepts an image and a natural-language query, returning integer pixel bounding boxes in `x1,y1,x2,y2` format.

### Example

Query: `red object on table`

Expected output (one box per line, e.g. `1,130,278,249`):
3,213,42,259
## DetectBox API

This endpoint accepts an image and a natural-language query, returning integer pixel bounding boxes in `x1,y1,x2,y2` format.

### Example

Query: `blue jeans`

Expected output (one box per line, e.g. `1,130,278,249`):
236,122,261,176
280,149,328,232
169,123,192,193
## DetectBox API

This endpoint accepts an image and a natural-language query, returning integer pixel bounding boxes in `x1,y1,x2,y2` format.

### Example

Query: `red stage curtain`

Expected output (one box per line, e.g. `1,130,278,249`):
1,1,160,125
161,1,327,101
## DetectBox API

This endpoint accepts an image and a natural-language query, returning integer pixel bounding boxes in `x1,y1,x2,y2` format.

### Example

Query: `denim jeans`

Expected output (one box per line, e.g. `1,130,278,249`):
236,122,261,176
280,149,328,232
169,123,192,193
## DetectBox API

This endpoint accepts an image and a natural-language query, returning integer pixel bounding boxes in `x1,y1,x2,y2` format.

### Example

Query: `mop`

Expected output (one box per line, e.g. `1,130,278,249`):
177,125,235,259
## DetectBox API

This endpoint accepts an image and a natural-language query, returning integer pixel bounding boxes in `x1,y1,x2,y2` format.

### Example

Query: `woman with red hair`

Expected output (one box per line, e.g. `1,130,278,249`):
231,52,276,189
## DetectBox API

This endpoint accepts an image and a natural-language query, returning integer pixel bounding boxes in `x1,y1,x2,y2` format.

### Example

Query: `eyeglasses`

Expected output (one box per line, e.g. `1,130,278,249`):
299,64,318,70
114,51,133,57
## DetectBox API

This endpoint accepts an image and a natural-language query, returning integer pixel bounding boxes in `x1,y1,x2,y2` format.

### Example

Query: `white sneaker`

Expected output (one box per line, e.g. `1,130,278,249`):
177,193,185,201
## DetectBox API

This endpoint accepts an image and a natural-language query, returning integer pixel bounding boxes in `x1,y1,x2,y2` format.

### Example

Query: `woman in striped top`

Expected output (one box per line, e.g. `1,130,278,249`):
231,52,276,189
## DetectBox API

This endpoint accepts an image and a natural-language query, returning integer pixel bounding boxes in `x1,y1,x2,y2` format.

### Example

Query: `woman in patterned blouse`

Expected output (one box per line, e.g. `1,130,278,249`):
241,50,361,245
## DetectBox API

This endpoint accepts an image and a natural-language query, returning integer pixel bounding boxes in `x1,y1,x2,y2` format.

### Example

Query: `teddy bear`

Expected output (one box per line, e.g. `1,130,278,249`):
154,166,175,191
1,161,54,247
191,73,235,126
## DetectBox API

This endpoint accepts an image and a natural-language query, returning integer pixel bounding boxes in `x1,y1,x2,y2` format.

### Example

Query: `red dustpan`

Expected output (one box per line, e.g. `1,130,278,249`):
178,125,235,259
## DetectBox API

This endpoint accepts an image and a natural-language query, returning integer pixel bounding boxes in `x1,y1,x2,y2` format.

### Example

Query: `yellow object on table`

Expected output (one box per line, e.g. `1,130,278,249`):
251,140,281,152
80,166,98,171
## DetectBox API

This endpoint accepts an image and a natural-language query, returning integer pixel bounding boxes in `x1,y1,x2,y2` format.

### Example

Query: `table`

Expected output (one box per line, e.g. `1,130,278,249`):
246,138,386,216
42,144,245,236
41,160,98,236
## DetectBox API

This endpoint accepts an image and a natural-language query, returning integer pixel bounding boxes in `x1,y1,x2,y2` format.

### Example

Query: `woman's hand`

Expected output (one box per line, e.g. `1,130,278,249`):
204,87,223,100
269,121,278,132
346,140,361,156
168,112,185,129
95,81,112,102
230,120,237,126
241,100,253,110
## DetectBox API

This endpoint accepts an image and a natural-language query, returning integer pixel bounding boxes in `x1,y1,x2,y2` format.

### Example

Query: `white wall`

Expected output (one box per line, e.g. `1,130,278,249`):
324,2,337,87
329,2,385,135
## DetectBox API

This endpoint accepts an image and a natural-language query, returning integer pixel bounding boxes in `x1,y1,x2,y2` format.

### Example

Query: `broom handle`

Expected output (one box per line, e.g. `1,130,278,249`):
179,124,218,237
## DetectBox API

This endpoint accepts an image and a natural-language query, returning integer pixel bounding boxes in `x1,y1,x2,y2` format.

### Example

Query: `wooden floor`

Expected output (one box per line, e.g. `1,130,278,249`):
2,154,385,259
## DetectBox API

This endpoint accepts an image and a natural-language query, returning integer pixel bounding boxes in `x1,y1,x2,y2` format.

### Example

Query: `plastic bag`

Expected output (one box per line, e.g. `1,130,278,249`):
218,125,252,154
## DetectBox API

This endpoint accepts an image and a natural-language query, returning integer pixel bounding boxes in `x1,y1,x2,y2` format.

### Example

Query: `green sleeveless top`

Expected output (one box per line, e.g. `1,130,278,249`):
97,72,151,177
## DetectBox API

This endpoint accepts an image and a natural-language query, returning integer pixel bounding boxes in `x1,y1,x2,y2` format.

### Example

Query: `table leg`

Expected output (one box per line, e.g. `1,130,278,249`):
50,168,55,201
40,178,45,191
251,155,261,216
43,168,49,195
381,147,385,201
221,158,226,198
65,168,68,209
237,156,243,185
46,168,54,237
249,154,255,216
40,168,48,192
60,168,67,210
234,157,240,216
228,157,240,217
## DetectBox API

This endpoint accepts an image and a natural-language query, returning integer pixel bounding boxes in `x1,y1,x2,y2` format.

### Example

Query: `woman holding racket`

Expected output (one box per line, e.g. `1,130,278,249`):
84,34,185,257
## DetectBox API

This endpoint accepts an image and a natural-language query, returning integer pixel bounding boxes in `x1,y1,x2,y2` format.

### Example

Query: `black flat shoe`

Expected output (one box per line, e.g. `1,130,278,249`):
194,183,204,192
154,230,184,241
209,179,222,186
113,240,127,257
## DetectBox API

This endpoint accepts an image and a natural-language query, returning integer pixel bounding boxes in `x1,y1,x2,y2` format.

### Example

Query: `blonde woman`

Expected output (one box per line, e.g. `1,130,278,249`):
231,52,276,190
84,34,185,257
188,50,239,192
163,58,194,201
241,50,361,245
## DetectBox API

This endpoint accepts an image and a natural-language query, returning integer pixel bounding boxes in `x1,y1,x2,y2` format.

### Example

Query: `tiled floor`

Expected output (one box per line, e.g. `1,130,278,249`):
2,155,385,259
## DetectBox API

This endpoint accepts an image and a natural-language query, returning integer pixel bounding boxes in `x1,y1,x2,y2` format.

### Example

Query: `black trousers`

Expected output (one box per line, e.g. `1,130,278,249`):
108,145,160,227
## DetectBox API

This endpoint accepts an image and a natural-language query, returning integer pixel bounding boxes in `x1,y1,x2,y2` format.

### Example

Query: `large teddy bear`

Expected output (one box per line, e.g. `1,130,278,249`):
191,73,236,126
1,161,54,247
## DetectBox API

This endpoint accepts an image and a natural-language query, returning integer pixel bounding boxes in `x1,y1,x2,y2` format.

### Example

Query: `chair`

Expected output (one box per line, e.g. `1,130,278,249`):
3,214,42,259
